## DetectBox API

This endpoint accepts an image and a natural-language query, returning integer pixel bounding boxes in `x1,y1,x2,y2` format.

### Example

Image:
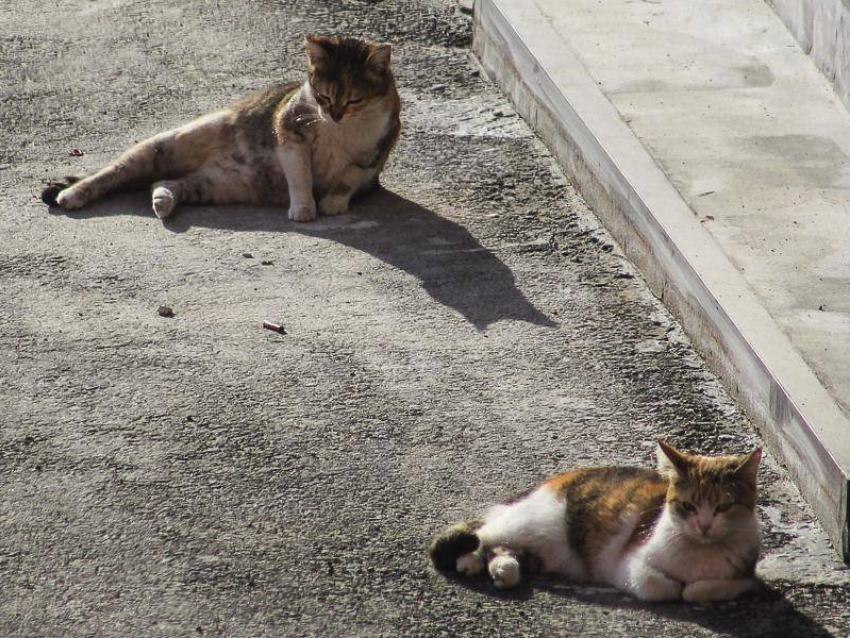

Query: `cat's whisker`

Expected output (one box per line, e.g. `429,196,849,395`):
294,113,327,129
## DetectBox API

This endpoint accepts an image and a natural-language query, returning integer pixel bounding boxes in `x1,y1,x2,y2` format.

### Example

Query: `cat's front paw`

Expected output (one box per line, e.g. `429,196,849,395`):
633,571,683,602
55,186,88,210
288,201,317,222
318,194,349,217
682,578,758,603
489,555,521,589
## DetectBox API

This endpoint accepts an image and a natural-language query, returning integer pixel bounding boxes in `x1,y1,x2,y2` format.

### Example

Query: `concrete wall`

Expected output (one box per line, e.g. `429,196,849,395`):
768,0,850,108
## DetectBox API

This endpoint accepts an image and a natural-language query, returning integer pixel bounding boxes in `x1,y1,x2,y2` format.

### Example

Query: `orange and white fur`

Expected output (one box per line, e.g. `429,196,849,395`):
41,36,401,223
430,442,762,603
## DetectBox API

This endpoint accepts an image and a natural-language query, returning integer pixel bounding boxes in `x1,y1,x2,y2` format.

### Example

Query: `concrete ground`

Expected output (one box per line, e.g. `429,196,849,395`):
1,1,848,636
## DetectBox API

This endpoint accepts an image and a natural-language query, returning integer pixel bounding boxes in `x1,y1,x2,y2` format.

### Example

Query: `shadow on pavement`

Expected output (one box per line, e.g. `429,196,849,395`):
48,188,558,331
450,574,831,638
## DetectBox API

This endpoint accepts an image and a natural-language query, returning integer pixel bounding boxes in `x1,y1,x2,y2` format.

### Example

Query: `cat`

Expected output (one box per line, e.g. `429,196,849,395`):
41,35,401,223
430,441,763,603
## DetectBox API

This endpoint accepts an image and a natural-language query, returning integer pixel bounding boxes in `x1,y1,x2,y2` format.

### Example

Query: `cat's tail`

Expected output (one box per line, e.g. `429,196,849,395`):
41,176,80,206
429,520,481,572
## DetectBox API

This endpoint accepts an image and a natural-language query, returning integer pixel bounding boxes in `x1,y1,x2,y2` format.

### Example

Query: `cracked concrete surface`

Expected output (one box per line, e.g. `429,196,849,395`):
1,0,848,636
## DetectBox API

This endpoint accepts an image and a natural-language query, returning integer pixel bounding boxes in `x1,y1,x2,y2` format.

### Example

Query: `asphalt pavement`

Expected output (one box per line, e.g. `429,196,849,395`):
1,0,848,636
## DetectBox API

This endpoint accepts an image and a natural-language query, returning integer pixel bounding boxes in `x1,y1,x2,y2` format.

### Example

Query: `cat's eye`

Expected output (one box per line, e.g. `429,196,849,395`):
680,501,697,513
317,93,331,102
347,97,363,105
715,502,734,513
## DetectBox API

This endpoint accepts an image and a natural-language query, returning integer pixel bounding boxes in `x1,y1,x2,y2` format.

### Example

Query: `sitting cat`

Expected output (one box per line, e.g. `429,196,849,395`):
41,36,401,222
430,441,763,603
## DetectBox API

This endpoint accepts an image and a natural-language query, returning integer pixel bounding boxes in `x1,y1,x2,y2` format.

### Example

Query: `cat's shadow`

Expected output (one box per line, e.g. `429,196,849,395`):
53,188,557,331
449,575,832,637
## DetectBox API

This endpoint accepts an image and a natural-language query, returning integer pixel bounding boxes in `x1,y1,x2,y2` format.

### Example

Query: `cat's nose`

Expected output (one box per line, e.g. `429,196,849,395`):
698,521,712,535
330,108,344,122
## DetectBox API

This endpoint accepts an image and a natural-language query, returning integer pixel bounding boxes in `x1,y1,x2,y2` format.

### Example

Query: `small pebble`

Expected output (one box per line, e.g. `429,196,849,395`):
242,252,253,258
68,148,84,157
261,260,273,266
431,83,448,93
157,305,175,318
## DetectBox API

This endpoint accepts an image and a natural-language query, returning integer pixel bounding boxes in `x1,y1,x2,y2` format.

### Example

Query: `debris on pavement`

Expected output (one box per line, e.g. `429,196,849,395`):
262,320,286,334
157,305,174,318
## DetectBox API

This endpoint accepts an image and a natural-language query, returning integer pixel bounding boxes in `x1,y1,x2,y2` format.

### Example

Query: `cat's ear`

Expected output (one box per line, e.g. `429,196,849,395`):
733,447,762,483
366,43,392,73
657,440,690,476
305,36,330,65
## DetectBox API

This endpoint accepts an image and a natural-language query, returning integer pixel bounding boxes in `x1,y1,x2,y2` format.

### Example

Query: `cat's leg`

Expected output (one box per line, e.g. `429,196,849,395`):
615,557,683,602
682,578,759,603
318,166,377,217
277,143,316,222
149,162,258,218
55,151,147,211
55,113,228,211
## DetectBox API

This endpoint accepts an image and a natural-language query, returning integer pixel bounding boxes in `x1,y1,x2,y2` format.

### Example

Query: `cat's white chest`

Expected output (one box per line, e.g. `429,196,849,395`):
311,112,389,189
641,513,757,583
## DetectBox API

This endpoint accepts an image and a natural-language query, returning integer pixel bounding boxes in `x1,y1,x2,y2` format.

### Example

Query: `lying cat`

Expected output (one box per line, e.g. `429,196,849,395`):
42,36,401,222
430,441,762,603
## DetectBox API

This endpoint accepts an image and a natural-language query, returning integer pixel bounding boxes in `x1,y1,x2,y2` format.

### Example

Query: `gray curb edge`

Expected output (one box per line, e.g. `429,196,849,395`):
473,0,850,560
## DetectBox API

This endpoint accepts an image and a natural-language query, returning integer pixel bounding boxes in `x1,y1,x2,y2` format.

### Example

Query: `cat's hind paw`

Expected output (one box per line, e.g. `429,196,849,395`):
152,185,177,219
489,554,521,589
288,201,317,222
55,186,88,210
456,551,484,577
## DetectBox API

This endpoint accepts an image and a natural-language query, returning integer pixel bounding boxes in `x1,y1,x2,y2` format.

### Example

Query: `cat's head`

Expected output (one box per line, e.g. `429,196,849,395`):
305,35,394,123
657,440,761,544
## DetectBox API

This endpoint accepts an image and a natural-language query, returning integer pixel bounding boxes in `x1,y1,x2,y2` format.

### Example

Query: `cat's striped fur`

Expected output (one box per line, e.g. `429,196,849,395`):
42,36,401,222
430,441,762,603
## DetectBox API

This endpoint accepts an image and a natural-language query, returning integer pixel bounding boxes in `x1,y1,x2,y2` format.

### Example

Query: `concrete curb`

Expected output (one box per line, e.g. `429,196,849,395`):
768,0,850,112
473,0,850,560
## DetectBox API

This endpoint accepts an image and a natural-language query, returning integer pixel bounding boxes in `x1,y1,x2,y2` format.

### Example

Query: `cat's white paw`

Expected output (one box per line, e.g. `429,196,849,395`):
456,551,483,577
682,581,720,603
318,194,349,217
682,578,757,603
634,572,683,602
288,201,317,222
489,555,521,589
152,186,177,219
55,187,87,210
